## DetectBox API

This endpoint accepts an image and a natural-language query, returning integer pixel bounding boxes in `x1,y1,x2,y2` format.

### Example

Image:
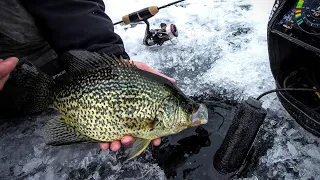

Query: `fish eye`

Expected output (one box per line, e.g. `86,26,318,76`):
186,103,193,113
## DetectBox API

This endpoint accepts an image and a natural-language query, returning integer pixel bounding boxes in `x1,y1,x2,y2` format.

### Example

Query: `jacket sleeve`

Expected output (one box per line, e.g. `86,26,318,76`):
19,0,130,59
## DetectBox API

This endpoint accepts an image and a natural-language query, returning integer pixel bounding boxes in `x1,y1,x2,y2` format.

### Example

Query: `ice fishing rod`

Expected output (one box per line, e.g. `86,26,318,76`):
113,0,186,25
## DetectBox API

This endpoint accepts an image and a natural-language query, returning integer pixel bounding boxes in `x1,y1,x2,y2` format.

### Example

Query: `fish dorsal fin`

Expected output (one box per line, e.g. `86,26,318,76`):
43,115,97,146
126,138,152,160
61,50,136,75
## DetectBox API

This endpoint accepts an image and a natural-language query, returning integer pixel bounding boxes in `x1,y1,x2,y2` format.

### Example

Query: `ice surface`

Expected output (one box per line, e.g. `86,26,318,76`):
250,117,320,180
105,0,283,111
1,0,320,179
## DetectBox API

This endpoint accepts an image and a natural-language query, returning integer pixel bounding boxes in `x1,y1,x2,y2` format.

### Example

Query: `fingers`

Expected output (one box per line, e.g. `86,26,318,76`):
152,138,161,146
99,136,134,151
100,136,161,151
0,57,19,91
132,61,176,84
100,136,135,152
121,135,135,146
99,143,110,150
0,57,19,78
110,140,121,151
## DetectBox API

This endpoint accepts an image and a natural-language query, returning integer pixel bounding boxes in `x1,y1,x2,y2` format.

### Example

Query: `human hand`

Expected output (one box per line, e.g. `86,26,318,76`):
100,60,176,151
133,61,176,84
0,57,19,91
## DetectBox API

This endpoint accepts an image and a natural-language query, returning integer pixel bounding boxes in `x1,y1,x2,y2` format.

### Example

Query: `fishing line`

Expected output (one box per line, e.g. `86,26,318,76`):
216,112,225,131
199,99,227,131
158,0,186,10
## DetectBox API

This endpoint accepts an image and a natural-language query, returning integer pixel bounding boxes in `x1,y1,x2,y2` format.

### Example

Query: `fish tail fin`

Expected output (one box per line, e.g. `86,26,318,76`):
9,61,55,115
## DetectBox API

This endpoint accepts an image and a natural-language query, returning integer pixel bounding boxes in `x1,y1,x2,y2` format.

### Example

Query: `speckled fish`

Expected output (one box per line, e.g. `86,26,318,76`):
43,50,208,160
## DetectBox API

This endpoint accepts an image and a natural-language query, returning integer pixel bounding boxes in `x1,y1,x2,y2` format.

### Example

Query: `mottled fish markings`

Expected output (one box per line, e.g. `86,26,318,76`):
43,50,209,160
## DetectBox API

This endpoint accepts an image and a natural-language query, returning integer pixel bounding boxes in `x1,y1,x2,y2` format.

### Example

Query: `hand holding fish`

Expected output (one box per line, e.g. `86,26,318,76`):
0,57,19,91
100,135,161,151
99,60,175,151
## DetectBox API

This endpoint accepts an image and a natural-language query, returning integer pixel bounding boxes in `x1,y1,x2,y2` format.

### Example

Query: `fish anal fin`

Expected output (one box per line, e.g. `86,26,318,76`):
126,138,152,160
43,116,96,146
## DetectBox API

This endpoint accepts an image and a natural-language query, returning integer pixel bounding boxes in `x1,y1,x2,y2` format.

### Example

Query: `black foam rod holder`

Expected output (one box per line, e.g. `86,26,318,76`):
213,96,267,174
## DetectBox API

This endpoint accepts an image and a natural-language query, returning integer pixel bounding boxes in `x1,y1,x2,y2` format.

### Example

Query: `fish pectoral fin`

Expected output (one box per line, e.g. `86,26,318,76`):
126,138,152,160
43,116,95,146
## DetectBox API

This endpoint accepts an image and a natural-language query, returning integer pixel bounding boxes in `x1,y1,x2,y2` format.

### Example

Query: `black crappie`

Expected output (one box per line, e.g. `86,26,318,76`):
44,50,208,160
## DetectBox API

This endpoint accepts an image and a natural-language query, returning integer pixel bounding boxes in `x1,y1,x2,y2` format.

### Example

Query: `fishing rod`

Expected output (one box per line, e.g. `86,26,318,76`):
113,0,186,25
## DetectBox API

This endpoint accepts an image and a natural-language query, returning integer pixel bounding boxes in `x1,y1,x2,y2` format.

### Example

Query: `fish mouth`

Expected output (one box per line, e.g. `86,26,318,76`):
190,103,208,127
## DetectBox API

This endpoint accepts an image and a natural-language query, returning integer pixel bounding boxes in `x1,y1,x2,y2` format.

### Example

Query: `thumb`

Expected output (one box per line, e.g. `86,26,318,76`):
0,57,19,78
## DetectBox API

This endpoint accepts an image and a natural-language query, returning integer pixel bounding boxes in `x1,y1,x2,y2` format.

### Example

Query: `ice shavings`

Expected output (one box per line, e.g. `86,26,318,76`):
257,119,320,180
108,0,262,101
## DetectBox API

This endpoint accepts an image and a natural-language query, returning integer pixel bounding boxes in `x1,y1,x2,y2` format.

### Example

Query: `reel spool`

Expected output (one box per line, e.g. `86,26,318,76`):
166,24,178,39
